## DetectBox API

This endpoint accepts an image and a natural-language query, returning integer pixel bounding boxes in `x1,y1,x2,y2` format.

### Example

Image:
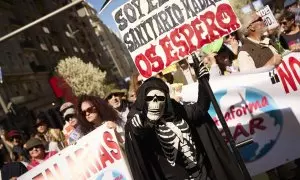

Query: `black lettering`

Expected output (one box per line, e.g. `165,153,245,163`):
123,33,135,52
191,1,201,14
197,0,207,9
158,11,173,32
172,4,184,24
145,17,158,39
135,24,148,46
158,0,169,6
165,6,179,28
114,9,128,31
129,28,141,51
180,0,197,19
131,0,145,19
140,21,153,42
124,3,137,23
152,14,166,36
146,0,157,14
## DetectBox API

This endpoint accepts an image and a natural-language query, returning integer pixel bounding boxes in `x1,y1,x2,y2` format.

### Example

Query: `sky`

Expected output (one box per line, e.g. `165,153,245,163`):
87,0,128,34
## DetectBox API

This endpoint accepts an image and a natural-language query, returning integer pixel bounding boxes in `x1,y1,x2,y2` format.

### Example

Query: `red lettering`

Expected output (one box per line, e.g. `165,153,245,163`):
277,61,298,94
289,57,300,84
191,17,209,49
249,118,266,134
159,36,179,67
215,4,240,32
170,28,189,57
100,145,114,168
52,163,63,179
45,168,56,180
199,11,227,42
248,101,261,113
32,173,45,180
233,123,250,141
261,96,268,107
145,45,164,72
135,54,152,78
103,131,121,160
224,112,231,121
178,24,197,53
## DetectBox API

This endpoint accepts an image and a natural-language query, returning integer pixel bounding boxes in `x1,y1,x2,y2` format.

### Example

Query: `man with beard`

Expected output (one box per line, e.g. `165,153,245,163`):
105,89,130,127
125,59,245,180
237,13,282,72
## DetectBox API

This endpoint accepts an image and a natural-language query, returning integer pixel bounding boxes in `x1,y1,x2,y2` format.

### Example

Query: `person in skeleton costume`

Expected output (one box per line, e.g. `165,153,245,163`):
125,61,245,180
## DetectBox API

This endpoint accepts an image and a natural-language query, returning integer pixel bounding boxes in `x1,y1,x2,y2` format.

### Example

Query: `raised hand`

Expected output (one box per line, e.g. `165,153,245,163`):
197,59,210,80
131,114,143,128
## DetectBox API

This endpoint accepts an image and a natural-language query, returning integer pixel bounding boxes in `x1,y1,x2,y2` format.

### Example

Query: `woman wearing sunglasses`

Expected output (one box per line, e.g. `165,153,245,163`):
77,94,124,143
25,138,56,170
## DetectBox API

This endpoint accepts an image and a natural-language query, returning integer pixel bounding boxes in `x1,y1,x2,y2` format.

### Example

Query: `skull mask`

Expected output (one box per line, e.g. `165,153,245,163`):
146,89,166,122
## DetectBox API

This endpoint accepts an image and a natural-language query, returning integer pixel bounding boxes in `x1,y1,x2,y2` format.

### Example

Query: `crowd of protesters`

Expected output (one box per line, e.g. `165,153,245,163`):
0,0,299,179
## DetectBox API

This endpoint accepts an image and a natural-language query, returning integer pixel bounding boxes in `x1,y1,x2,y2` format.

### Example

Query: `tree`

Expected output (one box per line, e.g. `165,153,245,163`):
229,0,253,18
56,56,115,98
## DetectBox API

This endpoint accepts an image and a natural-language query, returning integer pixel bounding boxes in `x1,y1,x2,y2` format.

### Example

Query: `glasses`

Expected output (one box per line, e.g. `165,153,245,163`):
64,114,75,121
28,145,43,151
145,95,165,102
107,93,122,100
280,21,287,25
81,106,96,116
248,17,263,28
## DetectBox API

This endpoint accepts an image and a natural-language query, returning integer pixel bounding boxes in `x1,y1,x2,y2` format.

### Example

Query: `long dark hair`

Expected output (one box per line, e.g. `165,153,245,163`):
77,94,120,135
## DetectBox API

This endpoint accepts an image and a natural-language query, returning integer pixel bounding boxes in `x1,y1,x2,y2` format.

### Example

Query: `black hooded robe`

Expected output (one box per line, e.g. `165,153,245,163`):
125,77,245,180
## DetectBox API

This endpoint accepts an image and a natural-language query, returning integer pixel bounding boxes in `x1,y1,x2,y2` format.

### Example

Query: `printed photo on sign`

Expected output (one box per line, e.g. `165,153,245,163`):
112,0,241,78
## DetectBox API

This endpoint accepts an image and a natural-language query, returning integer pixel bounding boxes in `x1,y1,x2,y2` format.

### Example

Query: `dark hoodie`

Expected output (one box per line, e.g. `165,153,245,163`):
125,77,245,180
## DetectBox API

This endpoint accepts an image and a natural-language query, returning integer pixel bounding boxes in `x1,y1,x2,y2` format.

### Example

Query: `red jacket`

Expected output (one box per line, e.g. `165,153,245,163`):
27,151,57,170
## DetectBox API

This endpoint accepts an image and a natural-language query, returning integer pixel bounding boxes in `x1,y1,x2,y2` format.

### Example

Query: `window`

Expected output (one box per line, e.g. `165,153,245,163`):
80,48,85,53
42,27,50,33
40,43,48,51
6,52,14,65
52,45,60,52
73,47,78,52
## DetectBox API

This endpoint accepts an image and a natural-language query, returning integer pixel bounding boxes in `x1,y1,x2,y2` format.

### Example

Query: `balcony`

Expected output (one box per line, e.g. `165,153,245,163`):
29,62,48,73
20,40,36,51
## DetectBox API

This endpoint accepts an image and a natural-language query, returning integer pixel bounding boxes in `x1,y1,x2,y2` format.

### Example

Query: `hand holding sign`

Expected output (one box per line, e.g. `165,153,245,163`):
113,0,241,78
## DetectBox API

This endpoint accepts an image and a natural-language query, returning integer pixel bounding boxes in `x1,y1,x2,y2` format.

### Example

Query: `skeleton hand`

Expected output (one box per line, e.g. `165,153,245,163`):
197,60,209,80
131,114,143,128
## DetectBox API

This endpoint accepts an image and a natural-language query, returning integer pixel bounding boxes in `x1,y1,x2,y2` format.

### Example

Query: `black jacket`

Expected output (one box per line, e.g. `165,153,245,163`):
125,77,245,180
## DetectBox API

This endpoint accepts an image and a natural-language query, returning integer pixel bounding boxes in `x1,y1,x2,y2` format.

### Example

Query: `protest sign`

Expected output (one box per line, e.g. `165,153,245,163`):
181,52,300,176
18,127,132,180
113,0,241,78
257,5,279,30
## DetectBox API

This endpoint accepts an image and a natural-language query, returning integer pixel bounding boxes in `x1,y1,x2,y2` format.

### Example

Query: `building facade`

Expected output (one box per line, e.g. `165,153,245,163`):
0,0,131,131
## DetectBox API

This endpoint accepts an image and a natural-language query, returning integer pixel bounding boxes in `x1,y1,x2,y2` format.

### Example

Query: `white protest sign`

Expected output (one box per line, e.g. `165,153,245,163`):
113,0,241,78
181,52,300,176
18,127,132,180
258,5,279,29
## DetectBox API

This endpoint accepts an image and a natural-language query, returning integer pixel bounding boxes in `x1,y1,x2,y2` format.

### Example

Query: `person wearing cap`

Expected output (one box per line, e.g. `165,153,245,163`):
105,89,131,128
284,0,300,25
60,102,83,145
237,12,282,72
34,114,65,151
25,138,56,170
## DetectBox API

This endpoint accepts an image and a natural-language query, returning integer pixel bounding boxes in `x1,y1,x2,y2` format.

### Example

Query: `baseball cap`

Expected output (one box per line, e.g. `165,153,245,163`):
284,0,297,8
25,138,44,150
60,102,76,118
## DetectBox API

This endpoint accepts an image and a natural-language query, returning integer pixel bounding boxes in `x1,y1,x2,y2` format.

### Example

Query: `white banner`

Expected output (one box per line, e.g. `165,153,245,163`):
181,52,300,176
258,5,279,30
18,127,132,180
113,0,241,78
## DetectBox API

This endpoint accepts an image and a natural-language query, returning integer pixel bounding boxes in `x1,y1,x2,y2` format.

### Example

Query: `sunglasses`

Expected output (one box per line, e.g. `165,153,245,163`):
81,106,96,116
28,145,43,151
107,93,122,100
64,114,76,121
280,21,287,25
248,17,263,28
145,95,166,102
